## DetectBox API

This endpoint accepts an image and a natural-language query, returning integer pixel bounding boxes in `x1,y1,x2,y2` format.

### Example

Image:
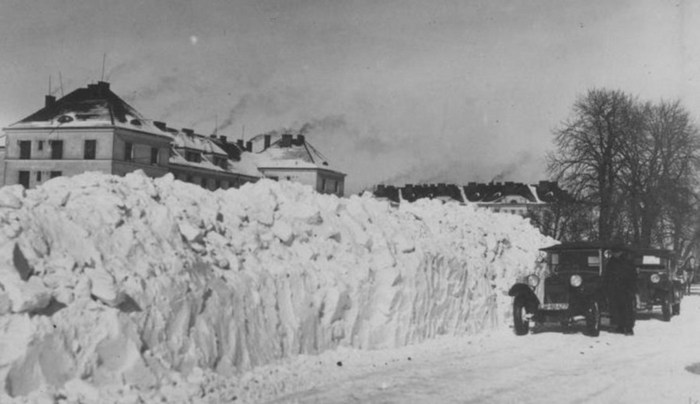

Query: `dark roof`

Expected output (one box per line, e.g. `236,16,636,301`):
371,180,571,204
211,137,243,161
540,243,674,255
535,180,575,203
540,242,635,252
8,81,166,137
463,182,536,203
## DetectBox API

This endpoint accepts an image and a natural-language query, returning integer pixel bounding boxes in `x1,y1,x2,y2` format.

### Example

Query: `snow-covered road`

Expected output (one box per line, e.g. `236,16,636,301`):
265,288,700,404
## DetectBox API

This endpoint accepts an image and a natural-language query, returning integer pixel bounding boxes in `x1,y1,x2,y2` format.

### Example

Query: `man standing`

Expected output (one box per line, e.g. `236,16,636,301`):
684,256,695,295
605,249,637,335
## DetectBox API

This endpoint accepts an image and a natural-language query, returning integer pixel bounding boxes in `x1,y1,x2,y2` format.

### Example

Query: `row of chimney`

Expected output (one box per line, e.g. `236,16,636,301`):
263,133,306,149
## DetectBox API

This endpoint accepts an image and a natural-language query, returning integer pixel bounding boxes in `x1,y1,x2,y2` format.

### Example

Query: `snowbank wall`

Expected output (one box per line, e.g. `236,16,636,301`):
0,172,552,398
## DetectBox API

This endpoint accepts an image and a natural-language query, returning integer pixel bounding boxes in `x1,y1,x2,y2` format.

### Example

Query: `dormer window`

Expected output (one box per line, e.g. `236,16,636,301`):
130,119,142,126
57,115,73,123
185,151,201,163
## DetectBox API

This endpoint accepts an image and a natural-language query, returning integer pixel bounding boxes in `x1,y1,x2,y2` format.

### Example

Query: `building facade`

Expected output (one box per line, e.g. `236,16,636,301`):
3,82,171,188
251,133,346,197
1,81,348,195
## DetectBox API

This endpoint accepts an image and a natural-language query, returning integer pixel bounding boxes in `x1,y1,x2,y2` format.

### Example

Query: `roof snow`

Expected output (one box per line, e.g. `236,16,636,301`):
253,133,342,173
7,82,170,139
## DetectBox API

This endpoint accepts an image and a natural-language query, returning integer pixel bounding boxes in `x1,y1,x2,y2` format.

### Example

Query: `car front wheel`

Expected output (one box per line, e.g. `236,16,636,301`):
585,300,601,337
513,297,529,336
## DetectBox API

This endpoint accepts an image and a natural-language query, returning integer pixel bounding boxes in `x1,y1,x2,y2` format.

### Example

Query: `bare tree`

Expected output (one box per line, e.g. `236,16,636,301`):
549,90,700,253
622,100,700,247
547,89,639,241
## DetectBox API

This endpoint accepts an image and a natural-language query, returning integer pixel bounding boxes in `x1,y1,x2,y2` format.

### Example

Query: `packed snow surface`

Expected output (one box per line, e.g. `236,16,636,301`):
0,171,551,402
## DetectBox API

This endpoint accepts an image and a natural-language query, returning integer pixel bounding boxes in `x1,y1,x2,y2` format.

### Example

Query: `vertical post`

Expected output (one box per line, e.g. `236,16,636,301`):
101,53,107,81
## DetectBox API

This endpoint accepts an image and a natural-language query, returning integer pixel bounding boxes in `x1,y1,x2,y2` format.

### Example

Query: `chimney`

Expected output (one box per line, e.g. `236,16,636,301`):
153,121,167,131
281,134,293,147
91,81,110,97
45,95,56,108
182,128,194,136
295,134,305,146
219,135,227,143
245,141,252,152
264,134,271,150
236,139,244,149
210,134,217,139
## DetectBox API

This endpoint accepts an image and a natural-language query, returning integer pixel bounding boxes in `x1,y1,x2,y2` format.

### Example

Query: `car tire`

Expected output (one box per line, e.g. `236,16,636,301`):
513,297,529,336
672,302,680,316
662,299,672,321
585,300,601,337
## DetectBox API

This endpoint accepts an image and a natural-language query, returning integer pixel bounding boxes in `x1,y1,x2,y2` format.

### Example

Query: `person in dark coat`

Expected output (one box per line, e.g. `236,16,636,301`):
604,249,637,335
683,256,695,295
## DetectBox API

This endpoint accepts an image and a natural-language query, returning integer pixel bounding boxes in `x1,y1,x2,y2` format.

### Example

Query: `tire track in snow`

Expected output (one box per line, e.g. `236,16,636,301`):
267,293,700,403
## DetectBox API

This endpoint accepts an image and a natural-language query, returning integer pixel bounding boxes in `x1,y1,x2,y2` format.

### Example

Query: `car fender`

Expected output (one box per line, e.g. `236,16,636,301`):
508,283,540,313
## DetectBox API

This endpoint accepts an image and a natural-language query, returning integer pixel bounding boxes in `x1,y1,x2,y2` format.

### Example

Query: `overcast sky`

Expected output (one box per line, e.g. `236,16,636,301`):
1,0,698,193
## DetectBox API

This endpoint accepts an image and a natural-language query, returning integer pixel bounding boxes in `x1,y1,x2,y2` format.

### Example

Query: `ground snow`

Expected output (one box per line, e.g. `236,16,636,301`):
0,171,552,403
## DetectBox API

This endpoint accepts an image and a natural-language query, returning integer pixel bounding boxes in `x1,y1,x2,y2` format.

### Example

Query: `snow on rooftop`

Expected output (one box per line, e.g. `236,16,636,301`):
6,83,171,139
171,132,227,155
253,135,341,173
0,171,551,402
229,152,264,178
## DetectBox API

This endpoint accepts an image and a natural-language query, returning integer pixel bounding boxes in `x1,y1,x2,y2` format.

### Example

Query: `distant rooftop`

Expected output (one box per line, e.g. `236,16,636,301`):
251,133,345,175
373,181,571,204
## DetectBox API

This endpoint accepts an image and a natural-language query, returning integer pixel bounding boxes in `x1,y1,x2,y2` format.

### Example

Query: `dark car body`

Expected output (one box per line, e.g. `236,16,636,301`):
635,249,683,321
509,242,634,336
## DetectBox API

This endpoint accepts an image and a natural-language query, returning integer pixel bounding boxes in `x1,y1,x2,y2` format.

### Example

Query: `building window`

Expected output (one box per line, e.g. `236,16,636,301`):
334,181,339,194
213,156,227,169
321,178,327,192
19,141,31,159
50,171,62,179
215,179,221,189
18,171,29,188
50,140,63,159
201,178,207,188
37,140,44,151
185,150,201,163
36,172,42,182
84,139,96,160
124,142,133,161
150,147,159,165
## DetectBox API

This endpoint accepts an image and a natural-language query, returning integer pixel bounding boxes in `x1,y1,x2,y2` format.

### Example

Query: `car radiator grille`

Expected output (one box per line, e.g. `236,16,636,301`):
544,279,569,304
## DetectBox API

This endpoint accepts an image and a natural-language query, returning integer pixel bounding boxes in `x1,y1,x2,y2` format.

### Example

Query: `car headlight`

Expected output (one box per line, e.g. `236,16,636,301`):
570,274,582,287
650,273,661,283
527,274,540,288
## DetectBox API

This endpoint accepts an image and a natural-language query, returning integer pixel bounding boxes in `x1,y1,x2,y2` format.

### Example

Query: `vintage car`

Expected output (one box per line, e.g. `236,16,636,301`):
635,249,683,321
508,242,634,337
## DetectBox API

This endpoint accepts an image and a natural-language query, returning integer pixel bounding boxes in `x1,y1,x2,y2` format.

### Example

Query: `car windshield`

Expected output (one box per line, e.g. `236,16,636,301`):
549,250,601,272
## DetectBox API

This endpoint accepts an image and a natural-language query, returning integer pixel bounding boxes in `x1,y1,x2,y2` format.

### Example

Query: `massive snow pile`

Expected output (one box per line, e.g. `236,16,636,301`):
0,171,552,402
